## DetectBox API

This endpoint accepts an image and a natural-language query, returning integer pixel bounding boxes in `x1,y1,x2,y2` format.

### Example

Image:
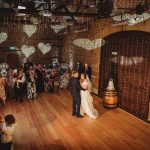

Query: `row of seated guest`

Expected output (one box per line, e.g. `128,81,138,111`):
0,63,71,106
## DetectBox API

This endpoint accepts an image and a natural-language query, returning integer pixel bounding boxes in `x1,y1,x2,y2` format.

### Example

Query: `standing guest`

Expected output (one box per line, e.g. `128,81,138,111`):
14,69,26,103
26,68,37,100
35,64,44,93
27,58,33,68
23,63,29,77
54,63,59,69
6,69,15,99
48,71,55,92
84,63,92,80
60,68,70,89
0,114,16,150
0,75,6,106
43,69,49,92
77,61,84,75
53,70,61,92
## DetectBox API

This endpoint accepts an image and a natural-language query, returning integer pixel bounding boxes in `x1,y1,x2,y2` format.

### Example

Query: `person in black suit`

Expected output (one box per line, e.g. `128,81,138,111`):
84,63,92,80
77,61,84,75
69,71,85,118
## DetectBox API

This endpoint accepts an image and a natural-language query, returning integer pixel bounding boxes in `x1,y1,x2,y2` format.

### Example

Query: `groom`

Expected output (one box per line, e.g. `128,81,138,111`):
69,71,85,118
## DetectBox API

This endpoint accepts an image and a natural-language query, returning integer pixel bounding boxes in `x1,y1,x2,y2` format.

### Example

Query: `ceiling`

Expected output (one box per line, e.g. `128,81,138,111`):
0,0,149,25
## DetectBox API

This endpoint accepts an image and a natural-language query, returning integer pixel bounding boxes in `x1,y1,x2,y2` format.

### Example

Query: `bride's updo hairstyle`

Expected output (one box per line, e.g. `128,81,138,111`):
81,73,87,80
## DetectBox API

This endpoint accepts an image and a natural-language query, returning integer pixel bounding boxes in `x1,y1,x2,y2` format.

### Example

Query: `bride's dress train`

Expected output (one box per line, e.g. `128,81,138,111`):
80,79,98,119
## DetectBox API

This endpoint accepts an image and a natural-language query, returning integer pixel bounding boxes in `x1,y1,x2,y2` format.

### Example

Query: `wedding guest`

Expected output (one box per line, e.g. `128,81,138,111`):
23,63,29,77
35,64,44,93
77,61,84,75
48,71,55,92
26,68,37,100
6,69,15,99
0,75,6,106
43,69,49,92
84,63,92,80
54,63,59,69
0,114,16,150
53,70,61,92
60,68,70,89
14,69,26,103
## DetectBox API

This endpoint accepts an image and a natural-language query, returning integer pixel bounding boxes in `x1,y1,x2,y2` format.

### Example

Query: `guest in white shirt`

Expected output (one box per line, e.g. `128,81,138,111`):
0,114,16,150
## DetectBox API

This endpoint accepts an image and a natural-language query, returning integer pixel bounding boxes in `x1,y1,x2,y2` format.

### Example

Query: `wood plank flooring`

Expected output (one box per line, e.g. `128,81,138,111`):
0,90,150,150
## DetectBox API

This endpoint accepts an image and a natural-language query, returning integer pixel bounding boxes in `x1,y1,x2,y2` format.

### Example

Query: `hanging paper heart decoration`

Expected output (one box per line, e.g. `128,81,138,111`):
0,32,8,44
23,25,37,37
51,25,67,33
38,42,51,55
73,38,104,50
21,45,35,58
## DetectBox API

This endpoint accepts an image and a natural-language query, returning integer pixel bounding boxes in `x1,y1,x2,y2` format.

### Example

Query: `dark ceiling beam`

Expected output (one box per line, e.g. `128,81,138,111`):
0,8,98,17
52,11,98,17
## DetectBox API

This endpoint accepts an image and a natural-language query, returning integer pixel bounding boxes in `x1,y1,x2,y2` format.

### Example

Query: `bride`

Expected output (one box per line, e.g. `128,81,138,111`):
80,73,99,119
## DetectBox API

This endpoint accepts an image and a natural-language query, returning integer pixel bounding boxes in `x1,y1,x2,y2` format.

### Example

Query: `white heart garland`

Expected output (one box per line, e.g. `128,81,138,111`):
73,38,105,50
0,32,8,44
38,42,51,55
21,45,35,58
23,25,37,37
51,25,67,33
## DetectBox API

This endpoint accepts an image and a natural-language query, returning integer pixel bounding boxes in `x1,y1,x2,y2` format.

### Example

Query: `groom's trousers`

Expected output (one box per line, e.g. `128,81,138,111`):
72,96,81,115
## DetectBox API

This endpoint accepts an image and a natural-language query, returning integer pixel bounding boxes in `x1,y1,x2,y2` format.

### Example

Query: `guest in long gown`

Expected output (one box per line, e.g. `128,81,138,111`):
14,69,26,103
26,68,37,100
6,69,14,99
43,71,49,92
35,64,44,93
0,74,6,106
48,71,55,92
60,68,70,89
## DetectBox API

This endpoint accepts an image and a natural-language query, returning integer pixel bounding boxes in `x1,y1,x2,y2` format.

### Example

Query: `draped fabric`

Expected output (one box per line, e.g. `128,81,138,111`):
99,31,150,121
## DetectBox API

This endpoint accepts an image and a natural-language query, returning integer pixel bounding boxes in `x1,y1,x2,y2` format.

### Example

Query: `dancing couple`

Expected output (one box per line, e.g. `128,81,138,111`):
69,71,98,119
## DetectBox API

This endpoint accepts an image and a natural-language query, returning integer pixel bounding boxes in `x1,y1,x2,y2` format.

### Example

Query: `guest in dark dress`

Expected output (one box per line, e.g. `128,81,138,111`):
35,64,44,93
14,69,26,103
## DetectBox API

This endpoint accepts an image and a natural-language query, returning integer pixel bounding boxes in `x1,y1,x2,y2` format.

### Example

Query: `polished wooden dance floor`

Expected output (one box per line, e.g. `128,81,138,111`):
1,90,150,150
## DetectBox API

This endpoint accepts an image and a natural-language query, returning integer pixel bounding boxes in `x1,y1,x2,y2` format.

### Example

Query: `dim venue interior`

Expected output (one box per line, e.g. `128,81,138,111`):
0,0,150,150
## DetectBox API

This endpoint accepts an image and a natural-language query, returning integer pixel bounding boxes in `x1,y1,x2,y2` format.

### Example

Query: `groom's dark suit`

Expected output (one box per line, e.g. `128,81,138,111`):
69,77,84,115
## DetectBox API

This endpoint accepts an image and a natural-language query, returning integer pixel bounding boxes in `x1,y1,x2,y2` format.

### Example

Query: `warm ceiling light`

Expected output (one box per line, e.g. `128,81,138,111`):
43,12,52,17
33,0,46,4
16,13,26,16
18,6,26,9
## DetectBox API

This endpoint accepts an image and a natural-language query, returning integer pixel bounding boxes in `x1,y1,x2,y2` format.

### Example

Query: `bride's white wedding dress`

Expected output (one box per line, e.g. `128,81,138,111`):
80,79,99,119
